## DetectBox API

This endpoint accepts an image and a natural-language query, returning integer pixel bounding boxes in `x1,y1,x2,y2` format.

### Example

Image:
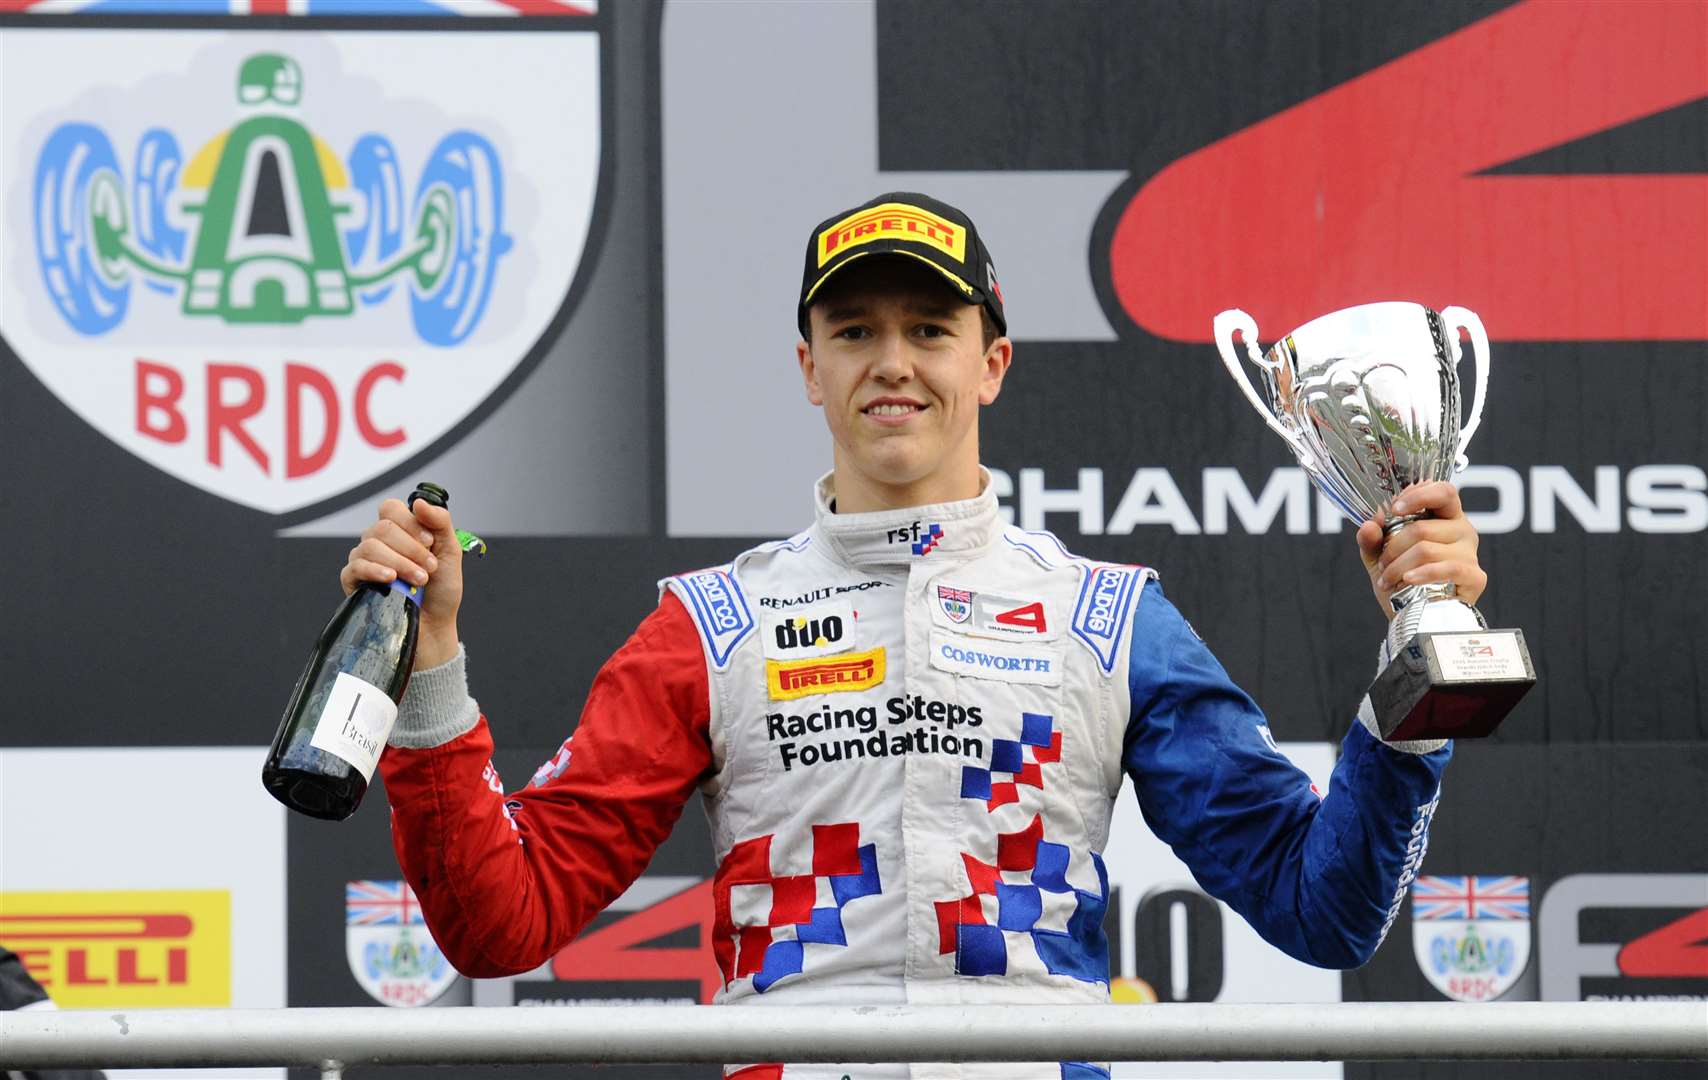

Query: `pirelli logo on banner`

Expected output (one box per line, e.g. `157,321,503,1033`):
0,890,231,1007
767,647,886,701
817,203,965,266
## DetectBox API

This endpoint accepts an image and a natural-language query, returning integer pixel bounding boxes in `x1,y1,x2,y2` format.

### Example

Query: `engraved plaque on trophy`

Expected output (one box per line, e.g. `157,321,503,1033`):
1213,302,1535,741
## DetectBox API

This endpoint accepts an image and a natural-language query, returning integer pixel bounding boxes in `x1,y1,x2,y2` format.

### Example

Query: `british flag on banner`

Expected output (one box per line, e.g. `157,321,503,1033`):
1412,876,1532,1002
345,880,457,1007
345,879,425,926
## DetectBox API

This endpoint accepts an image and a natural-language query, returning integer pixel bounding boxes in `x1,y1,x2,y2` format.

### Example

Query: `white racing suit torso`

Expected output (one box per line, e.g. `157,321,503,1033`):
665,476,1150,1080
663,474,1451,1079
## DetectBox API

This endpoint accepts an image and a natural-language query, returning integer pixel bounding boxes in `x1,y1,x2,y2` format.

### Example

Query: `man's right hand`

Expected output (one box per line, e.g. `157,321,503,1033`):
340,497,463,670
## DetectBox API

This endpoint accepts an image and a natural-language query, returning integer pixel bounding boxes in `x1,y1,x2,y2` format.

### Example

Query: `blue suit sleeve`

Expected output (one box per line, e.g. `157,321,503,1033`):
1122,579,1450,969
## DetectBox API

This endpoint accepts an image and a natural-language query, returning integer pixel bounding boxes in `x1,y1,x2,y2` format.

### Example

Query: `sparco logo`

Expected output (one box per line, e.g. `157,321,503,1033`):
1083,568,1124,635
691,572,741,632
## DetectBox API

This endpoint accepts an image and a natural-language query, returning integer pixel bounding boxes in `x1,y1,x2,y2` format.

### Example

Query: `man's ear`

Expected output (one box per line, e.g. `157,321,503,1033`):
978,336,1014,406
798,338,824,405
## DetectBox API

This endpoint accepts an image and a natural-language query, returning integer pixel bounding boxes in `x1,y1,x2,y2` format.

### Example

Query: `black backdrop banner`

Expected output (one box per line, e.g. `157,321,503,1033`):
0,2,1703,1079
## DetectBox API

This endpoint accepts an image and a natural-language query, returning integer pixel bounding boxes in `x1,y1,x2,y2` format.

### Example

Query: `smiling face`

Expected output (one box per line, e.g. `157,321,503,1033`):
797,256,1012,514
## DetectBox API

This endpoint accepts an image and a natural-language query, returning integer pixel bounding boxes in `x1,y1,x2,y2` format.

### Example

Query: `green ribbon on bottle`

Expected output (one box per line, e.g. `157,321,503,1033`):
456,529,487,558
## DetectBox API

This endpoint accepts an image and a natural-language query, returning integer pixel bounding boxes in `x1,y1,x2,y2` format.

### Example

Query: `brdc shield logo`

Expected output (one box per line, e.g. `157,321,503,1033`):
346,880,457,1008
1412,875,1532,1002
0,22,605,516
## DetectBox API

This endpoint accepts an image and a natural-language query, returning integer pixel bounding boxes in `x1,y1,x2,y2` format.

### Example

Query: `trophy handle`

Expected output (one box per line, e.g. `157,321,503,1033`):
1439,305,1489,471
1213,309,1308,458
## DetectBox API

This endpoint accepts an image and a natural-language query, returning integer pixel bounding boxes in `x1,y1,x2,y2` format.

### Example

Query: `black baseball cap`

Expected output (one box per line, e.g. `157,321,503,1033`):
797,191,1006,338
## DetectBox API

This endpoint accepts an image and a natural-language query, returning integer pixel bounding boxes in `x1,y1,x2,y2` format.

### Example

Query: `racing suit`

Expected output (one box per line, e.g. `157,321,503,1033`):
379,473,1450,1080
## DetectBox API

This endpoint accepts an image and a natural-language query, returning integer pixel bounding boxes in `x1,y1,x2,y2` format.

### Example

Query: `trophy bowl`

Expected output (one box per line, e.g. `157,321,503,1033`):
1212,302,1533,741
1214,301,1487,539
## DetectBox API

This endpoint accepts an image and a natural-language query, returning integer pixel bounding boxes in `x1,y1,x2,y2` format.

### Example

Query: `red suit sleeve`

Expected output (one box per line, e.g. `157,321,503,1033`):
376,592,712,977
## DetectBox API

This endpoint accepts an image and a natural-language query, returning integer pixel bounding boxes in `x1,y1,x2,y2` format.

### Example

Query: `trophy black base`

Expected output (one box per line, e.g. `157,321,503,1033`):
1368,629,1536,741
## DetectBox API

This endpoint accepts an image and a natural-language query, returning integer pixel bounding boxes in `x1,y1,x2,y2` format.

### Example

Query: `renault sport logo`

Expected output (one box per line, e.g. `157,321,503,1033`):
0,20,606,516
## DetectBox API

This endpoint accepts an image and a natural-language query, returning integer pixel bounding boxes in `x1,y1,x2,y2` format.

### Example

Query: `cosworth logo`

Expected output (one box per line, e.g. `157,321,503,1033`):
817,201,964,266
1,31,604,515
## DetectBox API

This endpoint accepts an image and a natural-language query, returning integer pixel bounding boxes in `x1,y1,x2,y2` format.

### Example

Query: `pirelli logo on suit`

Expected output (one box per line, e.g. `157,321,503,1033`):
766,648,887,701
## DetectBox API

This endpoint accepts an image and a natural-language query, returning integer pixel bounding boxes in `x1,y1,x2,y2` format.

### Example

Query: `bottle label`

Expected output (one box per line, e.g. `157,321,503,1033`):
309,671,398,782
389,578,424,607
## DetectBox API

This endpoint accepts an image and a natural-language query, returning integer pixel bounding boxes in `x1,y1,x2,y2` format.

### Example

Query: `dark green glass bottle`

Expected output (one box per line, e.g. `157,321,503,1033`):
261,483,448,821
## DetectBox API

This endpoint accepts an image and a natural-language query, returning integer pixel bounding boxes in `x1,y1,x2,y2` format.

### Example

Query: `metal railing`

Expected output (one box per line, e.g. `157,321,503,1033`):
2,1003,1705,1076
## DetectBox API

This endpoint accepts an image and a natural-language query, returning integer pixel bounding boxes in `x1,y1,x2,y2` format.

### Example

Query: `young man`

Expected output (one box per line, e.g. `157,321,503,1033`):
348,193,1485,1079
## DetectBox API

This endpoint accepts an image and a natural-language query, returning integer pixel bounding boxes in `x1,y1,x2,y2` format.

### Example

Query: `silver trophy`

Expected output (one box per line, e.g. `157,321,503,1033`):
1213,302,1534,740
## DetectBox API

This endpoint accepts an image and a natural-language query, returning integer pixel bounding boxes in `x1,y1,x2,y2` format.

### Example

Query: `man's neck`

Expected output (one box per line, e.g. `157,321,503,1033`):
828,460,985,514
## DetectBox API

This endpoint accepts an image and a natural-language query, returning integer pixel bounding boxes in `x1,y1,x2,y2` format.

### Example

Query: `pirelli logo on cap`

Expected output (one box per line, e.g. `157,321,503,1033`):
817,203,965,266
767,647,886,701
0,890,231,1008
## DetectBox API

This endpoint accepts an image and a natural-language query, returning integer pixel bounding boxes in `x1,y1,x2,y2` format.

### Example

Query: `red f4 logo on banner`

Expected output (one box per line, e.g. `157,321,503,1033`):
1110,0,1708,341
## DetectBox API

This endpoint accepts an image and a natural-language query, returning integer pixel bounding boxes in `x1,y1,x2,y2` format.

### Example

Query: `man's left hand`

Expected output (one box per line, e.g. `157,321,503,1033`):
1356,481,1487,618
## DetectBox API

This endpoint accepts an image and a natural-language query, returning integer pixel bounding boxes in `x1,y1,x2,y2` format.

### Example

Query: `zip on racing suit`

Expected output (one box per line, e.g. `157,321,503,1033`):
378,473,1449,1080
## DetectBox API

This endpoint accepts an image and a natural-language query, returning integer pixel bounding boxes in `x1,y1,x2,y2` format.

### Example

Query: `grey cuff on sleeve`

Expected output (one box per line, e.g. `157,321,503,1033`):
390,644,480,749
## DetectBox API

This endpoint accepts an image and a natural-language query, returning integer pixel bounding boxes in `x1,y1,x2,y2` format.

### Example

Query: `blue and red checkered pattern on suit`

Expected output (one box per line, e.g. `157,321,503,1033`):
934,813,1111,985
712,822,882,993
960,711,1062,810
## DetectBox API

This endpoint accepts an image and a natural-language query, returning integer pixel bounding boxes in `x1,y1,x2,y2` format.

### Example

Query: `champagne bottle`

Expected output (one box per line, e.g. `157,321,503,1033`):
262,482,471,821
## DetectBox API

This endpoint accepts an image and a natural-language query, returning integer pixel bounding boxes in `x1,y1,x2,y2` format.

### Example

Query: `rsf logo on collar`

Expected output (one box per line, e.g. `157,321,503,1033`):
885,521,943,556
2,24,605,517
